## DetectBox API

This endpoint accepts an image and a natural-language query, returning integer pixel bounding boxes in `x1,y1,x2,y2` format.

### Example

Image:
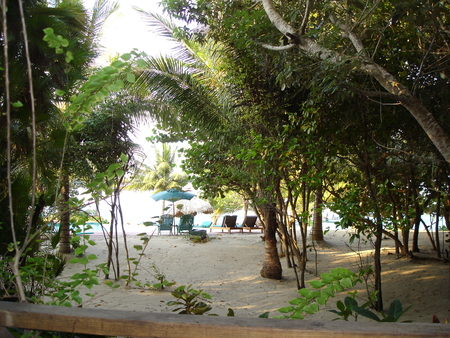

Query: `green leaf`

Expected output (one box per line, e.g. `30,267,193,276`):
114,79,124,90
258,311,270,318
278,306,294,313
344,296,358,308
12,101,23,107
55,89,65,96
320,273,336,284
310,303,319,312
309,280,325,288
352,306,381,321
298,288,313,299
111,60,126,68
107,163,122,172
289,297,308,307
317,294,328,305
120,153,128,162
340,277,353,288
387,299,403,320
60,38,69,47
137,59,146,67
87,254,97,260
43,27,54,35
121,53,132,61
290,311,304,319
322,284,336,297
126,72,135,83
74,247,84,256
68,257,80,264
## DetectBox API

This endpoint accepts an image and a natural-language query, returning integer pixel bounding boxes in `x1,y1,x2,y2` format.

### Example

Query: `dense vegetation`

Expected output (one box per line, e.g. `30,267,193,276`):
1,0,449,318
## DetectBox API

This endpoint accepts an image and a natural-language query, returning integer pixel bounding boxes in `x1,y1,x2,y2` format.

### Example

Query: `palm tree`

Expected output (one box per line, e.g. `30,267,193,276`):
127,143,188,214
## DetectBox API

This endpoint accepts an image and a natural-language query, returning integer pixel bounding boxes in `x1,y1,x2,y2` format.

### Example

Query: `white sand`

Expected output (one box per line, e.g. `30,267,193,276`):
59,228,450,323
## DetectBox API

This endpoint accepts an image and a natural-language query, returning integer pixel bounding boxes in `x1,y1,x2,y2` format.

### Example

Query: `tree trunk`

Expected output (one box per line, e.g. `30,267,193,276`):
412,212,422,253
435,190,442,259
311,185,324,241
401,227,410,257
59,176,71,254
373,226,383,311
260,203,282,279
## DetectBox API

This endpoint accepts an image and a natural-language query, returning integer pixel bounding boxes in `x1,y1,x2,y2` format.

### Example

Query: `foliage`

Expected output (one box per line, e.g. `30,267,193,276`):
277,267,366,319
167,285,235,316
276,267,411,322
167,285,214,315
347,298,411,323
126,143,188,193
134,263,176,290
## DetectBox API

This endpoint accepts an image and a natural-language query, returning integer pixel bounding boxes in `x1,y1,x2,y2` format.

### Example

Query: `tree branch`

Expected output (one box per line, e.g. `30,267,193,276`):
259,42,298,51
259,0,450,162
329,12,368,57
299,0,313,36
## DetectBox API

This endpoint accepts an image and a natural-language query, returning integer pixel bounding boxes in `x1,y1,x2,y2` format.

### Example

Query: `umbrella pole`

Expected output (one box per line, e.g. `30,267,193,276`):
172,203,176,234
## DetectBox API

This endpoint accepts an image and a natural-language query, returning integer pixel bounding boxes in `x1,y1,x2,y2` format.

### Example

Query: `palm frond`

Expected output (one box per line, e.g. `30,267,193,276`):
86,0,120,50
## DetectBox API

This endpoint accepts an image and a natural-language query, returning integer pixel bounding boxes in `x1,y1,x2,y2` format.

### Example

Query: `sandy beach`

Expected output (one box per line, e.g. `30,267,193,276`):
59,227,450,323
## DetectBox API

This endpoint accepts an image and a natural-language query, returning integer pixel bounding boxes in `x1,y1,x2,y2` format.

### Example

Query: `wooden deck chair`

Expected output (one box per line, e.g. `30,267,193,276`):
210,215,243,234
240,216,263,233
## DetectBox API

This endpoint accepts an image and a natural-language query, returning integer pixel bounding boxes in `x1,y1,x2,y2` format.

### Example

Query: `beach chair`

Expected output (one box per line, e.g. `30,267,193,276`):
197,221,212,228
178,214,194,236
240,216,263,233
210,215,243,234
157,215,173,235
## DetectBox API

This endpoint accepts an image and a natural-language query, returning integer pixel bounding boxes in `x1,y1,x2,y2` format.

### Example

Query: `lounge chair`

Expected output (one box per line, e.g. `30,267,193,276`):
210,215,243,234
240,216,263,233
195,221,212,228
178,214,194,236
157,215,174,235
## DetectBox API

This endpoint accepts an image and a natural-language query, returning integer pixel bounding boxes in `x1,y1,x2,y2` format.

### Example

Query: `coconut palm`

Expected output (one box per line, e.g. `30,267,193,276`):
127,143,188,213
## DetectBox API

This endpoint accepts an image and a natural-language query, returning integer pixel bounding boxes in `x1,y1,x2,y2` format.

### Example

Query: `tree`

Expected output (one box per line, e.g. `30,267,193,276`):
127,143,187,192
127,143,188,213
0,0,121,254
53,0,120,254
257,0,450,163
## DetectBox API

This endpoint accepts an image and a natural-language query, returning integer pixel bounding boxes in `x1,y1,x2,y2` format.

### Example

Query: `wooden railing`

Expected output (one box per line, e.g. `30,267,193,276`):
0,301,449,338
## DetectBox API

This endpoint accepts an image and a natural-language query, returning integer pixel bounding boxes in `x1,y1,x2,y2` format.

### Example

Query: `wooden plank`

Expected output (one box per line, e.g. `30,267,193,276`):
0,302,449,338
243,227,264,233
210,226,243,234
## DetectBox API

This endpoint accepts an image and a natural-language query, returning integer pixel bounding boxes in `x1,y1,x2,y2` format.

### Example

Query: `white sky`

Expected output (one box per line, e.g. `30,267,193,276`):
84,0,175,62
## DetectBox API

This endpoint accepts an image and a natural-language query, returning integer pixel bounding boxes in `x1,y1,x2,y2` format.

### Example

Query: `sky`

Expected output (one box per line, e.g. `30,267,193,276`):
84,0,175,60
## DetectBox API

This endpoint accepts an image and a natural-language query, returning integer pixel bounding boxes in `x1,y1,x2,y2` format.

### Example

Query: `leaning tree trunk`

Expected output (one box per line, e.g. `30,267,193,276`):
59,176,71,254
260,203,282,279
